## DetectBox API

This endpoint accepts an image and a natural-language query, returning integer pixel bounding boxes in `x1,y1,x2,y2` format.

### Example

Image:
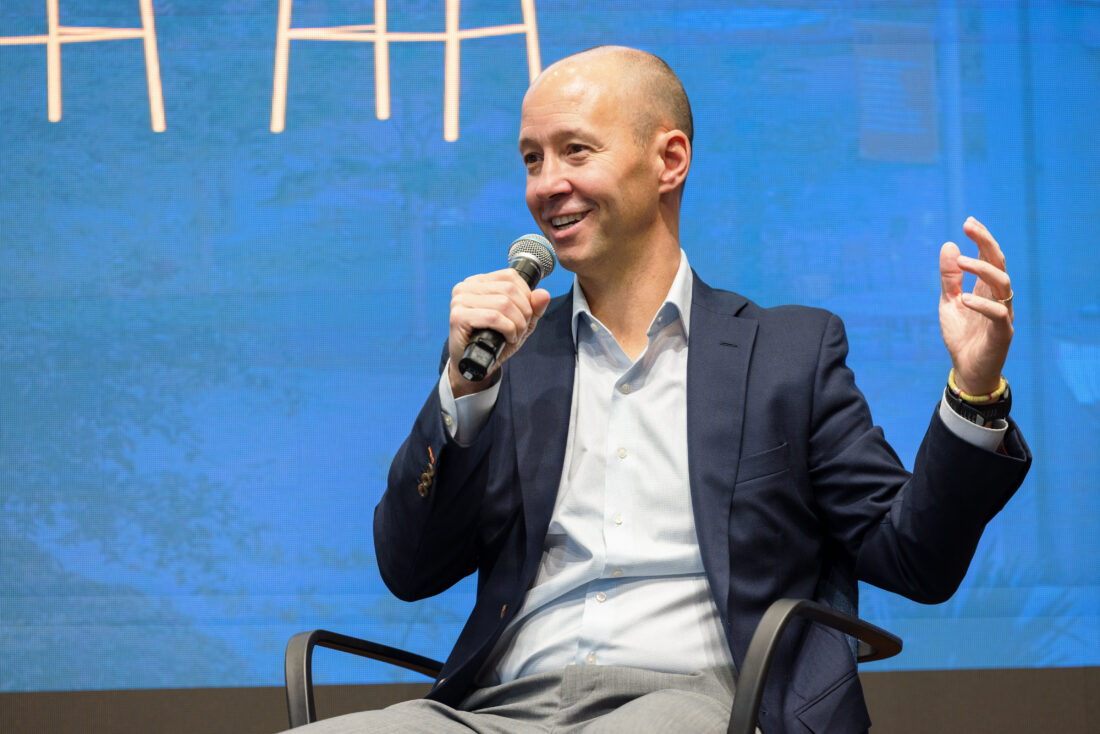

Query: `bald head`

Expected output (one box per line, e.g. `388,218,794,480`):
533,46,694,147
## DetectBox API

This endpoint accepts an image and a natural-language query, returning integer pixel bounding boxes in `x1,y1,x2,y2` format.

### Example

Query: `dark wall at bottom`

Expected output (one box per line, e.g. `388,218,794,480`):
2,668,1097,734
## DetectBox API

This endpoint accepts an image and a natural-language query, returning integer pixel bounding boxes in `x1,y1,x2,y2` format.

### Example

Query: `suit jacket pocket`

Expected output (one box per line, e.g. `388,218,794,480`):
735,441,790,484
794,668,871,733
790,621,871,733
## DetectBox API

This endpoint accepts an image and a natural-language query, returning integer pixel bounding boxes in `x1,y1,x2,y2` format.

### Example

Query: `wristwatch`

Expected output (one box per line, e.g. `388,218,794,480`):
944,383,1012,427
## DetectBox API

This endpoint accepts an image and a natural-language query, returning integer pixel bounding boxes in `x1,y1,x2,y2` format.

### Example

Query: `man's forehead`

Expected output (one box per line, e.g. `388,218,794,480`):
520,65,624,128
520,84,584,127
518,94,616,150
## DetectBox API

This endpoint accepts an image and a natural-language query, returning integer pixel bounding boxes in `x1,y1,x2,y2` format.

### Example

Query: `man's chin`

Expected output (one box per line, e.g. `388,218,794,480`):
554,245,600,279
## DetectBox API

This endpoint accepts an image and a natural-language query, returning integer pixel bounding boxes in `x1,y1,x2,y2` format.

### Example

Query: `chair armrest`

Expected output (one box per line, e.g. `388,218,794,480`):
726,599,902,734
285,629,445,728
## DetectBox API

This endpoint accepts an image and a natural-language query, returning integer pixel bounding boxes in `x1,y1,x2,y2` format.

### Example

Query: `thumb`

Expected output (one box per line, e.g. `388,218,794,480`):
940,241,963,300
531,289,552,317
526,289,552,334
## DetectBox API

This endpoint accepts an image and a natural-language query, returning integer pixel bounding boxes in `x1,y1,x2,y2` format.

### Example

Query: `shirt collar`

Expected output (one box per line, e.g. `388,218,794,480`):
570,249,693,347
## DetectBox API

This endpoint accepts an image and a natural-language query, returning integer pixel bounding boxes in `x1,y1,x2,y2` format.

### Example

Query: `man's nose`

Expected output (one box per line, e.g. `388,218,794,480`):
532,157,571,200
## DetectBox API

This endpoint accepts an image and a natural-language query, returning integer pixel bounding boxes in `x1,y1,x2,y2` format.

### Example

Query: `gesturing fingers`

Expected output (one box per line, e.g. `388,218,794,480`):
964,216,1007,271
958,217,1014,319
957,254,1013,300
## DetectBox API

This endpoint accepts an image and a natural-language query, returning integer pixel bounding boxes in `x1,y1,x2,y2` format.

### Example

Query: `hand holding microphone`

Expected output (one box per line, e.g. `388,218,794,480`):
448,234,556,396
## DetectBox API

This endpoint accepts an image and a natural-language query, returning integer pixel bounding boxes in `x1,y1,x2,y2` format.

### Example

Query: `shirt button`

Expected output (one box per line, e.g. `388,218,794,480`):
443,413,454,427
620,382,631,394
586,652,597,665
611,568,623,578
590,322,599,332
613,513,623,526
595,591,607,603
616,447,627,459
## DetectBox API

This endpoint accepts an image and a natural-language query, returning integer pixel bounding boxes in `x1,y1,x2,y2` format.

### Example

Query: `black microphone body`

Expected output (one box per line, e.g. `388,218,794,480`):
458,235,555,382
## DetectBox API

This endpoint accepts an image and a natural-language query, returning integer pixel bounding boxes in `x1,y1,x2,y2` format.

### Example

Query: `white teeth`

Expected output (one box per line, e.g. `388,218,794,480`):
551,212,585,227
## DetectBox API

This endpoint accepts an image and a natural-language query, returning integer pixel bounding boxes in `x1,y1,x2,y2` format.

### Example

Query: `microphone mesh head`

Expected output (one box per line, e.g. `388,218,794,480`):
508,234,556,279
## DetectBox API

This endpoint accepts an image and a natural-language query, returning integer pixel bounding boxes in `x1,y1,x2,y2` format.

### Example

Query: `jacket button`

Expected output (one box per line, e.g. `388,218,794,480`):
417,482,429,498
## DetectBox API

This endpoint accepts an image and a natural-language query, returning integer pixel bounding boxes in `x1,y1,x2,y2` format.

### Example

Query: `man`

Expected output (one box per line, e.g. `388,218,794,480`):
317,46,1031,733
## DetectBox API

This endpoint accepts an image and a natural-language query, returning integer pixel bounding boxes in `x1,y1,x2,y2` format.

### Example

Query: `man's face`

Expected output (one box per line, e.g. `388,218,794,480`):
518,62,662,278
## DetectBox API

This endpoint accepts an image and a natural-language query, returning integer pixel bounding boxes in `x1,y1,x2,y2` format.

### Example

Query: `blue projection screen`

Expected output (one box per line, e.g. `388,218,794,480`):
1,1,1098,691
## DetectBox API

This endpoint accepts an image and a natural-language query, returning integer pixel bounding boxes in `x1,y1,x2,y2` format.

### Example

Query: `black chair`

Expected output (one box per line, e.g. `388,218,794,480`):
285,592,901,734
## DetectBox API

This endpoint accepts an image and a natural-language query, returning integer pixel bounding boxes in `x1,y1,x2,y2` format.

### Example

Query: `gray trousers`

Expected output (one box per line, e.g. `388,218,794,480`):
284,665,741,733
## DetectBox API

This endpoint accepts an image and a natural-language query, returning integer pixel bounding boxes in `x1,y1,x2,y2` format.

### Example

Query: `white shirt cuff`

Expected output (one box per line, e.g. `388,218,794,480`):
938,392,1008,452
438,359,501,446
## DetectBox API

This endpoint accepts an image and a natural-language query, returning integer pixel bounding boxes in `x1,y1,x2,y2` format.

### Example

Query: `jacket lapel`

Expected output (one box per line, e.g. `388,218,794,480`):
508,293,577,567
687,274,756,633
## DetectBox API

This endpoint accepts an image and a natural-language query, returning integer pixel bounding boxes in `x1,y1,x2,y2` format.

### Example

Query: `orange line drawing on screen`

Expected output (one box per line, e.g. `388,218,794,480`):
0,0,165,132
271,0,541,141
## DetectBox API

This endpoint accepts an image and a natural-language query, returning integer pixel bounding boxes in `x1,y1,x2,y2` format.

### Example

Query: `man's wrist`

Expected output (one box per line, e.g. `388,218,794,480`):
944,370,1012,427
439,359,502,446
948,368,1007,403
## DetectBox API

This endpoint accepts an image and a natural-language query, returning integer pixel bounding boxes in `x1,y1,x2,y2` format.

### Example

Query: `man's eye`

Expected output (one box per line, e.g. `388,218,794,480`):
523,153,541,166
567,144,588,155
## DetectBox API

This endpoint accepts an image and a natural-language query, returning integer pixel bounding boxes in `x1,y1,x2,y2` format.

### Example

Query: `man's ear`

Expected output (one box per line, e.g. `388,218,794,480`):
656,129,691,194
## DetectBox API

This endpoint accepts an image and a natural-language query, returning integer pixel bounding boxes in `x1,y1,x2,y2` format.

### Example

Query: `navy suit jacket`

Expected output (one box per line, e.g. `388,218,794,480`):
375,274,1031,734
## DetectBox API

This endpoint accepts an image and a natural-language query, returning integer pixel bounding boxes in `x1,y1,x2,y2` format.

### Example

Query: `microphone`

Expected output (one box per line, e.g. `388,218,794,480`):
458,234,556,382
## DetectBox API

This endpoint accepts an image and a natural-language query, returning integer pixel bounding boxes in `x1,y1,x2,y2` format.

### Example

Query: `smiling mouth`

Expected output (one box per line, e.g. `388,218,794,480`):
550,211,588,230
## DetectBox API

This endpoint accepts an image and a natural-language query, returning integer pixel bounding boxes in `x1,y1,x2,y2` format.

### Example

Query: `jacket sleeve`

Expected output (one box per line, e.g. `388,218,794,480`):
373,380,498,602
807,313,1031,603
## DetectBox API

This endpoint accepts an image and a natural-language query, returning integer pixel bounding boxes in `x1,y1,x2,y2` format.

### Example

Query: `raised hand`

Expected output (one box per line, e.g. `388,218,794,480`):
939,217,1015,396
447,269,552,398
